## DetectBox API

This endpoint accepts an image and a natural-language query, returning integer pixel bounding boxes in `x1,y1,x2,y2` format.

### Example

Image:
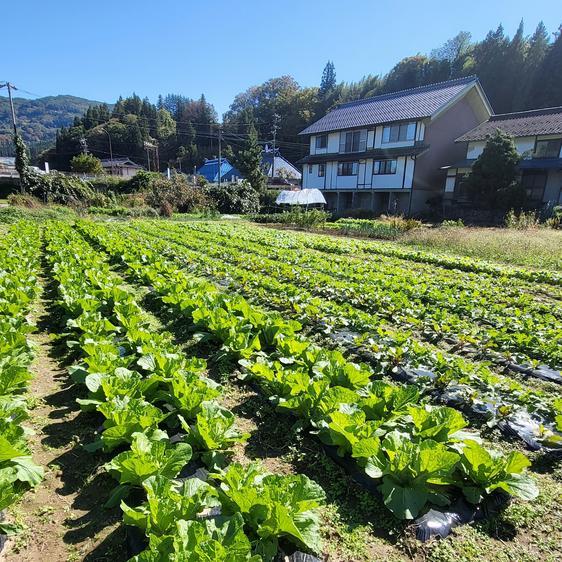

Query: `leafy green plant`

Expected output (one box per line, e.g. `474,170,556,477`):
213,462,325,556
458,440,538,504
104,431,192,506
179,402,249,467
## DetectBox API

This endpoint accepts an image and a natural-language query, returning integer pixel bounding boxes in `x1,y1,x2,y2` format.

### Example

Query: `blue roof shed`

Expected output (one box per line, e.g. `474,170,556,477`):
196,158,242,183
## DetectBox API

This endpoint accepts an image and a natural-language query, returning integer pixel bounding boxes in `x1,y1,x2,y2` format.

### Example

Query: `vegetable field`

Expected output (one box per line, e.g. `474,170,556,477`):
1,219,561,562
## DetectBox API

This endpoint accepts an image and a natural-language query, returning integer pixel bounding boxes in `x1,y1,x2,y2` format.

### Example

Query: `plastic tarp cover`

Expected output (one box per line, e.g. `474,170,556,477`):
276,189,326,205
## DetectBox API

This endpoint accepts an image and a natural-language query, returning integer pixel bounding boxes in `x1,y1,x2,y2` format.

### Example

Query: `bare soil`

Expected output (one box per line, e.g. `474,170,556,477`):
1,275,125,562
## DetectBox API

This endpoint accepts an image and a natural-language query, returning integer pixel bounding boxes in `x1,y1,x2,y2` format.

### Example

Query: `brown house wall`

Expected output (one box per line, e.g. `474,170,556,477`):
411,89,490,215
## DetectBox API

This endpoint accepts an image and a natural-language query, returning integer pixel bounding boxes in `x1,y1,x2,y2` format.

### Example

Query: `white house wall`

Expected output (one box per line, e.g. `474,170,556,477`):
466,136,552,160
304,156,414,190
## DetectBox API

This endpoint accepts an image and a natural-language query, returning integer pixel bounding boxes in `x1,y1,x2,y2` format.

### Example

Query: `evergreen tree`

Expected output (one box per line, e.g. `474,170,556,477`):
465,129,523,209
235,124,266,192
500,20,527,113
319,61,337,97
532,25,562,108
472,25,509,111
112,96,125,118
520,22,551,109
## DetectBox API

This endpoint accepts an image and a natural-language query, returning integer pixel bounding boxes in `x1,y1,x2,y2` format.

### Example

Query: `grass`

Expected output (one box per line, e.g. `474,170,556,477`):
396,226,562,271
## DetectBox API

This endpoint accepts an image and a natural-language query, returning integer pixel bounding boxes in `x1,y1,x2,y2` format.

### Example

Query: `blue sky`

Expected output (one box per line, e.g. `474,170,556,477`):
3,0,560,116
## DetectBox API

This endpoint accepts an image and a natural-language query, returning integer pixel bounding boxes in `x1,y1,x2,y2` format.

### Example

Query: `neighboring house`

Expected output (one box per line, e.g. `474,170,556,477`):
0,157,17,181
261,148,302,184
0,156,44,180
196,158,242,183
298,76,492,215
444,107,562,210
100,157,143,177
0,156,15,170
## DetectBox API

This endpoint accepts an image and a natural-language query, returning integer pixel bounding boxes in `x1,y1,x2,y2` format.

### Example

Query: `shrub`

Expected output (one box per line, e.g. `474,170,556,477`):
159,201,174,217
442,219,465,227
258,189,281,213
250,208,330,228
70,153,103,174
145,175,211,213
89,175,131,193
205,180,260,214
28,171,101,206
7,193,42,208
332,216,421,240
505,209,540,229
88,205,159,218
125,171,161,193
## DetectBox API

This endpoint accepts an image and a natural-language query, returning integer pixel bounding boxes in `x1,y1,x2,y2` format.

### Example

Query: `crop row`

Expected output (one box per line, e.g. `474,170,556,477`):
113,221,562,452
0,222,44,537
80,220,539,523
169,221,562,370
180,220,562,294
44,222,325,561
212,220,562,286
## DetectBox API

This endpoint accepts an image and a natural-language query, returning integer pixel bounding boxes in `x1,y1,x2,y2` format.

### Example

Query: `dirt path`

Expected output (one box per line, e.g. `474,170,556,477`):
1,273,125,562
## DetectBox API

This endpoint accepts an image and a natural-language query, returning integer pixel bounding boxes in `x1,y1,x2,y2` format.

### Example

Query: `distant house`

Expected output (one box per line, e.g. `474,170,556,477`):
261,148,301,184
0,156,15,170
444,107,562,210
100,157,143,177
196,158,242,183
298,76,492,216
0,157,17,181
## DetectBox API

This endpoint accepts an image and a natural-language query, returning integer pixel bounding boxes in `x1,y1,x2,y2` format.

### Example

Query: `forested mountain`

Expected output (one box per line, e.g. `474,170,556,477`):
0,95,107,156
24,20,562,171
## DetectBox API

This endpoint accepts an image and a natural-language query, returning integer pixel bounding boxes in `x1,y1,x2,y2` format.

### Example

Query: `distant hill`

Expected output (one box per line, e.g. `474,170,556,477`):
0,94,110,148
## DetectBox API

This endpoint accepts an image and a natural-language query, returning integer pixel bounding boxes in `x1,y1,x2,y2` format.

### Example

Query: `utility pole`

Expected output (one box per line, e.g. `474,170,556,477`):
155,142,160,172
1,82,24,194
0,82,18,136
271,113,280,182
217,123,222,188
144,141,152,171
101,128,113,175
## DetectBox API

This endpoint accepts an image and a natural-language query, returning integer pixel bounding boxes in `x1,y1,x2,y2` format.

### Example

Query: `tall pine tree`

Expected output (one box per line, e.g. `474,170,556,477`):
532,25,562,109
236,124,266,192
520,22,551,109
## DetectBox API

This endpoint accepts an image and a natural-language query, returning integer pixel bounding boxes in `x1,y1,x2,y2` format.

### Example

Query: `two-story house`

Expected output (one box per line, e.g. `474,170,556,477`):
444,107,562,210
298,76,492,215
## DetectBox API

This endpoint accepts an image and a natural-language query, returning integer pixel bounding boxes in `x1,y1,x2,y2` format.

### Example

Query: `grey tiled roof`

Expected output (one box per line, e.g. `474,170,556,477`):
299,76,480,135
456,107,562,142
100,158,142,168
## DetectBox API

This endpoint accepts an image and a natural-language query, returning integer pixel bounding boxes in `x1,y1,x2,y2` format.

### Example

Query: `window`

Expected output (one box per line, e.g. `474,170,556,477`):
382,122,416,143
534,139,562,159
308,164,313,174
318,163,325,177
339,130,367,153
373,159,397,175
337,162,358,176
521,170,547,201
315,135,328,149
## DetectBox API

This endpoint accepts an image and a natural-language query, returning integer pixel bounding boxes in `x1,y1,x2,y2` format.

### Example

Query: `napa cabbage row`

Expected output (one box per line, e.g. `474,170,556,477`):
80,221,539,521
43,223,325,561
188,219,562,286
115,222,562,449
158,221,561,369
0,222,44,535
161,220,558,317
136,221,562,376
